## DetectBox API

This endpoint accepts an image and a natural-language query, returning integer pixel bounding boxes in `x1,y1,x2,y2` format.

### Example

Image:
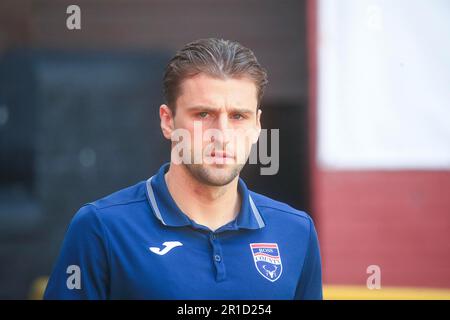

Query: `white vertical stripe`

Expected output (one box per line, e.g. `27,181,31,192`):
146,176,166,225
249,195,265,228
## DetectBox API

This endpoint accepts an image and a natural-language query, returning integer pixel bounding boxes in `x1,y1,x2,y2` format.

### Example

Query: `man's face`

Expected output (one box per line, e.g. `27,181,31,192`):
160,73,262,186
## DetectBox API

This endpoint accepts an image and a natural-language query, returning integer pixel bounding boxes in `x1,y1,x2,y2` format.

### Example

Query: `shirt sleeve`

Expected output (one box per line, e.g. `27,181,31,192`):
44,204,110,300
294,216,323,300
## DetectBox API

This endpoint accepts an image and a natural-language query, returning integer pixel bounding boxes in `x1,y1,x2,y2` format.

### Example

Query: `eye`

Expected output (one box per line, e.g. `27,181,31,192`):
231,113,244,120
198,112,209,118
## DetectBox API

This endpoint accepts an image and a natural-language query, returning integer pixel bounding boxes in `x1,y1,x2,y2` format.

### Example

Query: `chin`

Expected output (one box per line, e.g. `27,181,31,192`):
186,163,243,187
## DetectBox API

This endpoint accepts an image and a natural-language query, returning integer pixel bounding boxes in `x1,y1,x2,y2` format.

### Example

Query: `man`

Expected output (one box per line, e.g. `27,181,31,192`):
44,38,322,300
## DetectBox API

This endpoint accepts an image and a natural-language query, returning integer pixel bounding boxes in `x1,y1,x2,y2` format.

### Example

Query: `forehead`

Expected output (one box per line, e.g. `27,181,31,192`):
176,73,258,109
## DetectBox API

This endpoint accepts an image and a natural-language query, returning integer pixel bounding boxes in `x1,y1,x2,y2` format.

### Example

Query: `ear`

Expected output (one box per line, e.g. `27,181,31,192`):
160,104,175,140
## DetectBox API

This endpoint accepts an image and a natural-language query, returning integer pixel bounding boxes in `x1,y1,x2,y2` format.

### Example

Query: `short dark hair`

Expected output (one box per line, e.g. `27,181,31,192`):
163,38,268,113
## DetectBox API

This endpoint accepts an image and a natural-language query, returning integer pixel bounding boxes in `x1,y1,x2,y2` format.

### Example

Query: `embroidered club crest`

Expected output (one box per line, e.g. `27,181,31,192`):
250,243,282,282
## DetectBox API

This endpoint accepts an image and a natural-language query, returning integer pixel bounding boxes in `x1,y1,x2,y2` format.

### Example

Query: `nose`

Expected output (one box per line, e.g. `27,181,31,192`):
212,113,231,145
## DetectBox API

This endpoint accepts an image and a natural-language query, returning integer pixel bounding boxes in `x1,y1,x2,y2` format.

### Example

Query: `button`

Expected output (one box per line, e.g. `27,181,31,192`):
214,254,221,262
211,233,216,240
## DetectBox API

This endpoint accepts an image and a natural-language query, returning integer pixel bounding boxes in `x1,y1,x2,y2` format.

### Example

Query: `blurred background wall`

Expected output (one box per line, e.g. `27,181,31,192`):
0,0,310,299
313,0,450,290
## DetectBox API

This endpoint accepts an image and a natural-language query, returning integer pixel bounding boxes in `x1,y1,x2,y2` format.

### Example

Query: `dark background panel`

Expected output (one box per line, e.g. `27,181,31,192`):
0,0,309,298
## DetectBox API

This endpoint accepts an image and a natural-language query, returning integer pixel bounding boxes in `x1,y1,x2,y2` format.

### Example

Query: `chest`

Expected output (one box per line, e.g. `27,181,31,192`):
107,227,306,299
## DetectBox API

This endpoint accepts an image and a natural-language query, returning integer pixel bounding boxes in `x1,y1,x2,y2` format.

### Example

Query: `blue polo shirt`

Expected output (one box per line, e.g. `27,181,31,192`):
44,162,322,300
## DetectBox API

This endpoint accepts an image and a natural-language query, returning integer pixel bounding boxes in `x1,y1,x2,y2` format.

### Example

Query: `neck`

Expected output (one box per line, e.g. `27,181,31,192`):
164,163,241,231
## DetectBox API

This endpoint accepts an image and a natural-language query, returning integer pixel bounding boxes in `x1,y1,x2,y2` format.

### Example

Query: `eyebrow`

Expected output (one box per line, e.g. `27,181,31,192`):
186,105,255,115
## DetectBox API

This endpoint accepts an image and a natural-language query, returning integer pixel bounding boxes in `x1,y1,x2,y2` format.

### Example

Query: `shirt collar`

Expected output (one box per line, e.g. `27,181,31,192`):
145,162,265,231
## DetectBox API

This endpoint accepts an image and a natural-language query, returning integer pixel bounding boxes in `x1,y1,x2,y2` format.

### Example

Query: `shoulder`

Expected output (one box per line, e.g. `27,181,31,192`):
249,190,315,231
72,180,148,224
89,180,148,210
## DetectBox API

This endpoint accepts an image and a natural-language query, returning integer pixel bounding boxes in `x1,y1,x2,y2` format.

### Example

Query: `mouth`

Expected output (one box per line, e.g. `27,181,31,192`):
205,150,235,164
210,150,234,159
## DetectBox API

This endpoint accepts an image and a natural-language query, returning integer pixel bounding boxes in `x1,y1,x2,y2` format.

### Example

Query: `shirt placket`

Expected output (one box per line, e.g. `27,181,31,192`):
208,232,226,282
